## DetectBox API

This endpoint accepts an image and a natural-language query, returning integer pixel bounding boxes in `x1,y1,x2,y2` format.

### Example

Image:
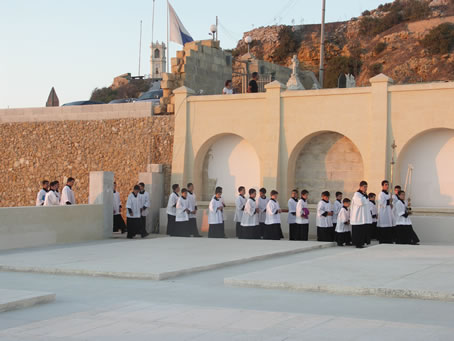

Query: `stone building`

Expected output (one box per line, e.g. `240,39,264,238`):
150,42,166,80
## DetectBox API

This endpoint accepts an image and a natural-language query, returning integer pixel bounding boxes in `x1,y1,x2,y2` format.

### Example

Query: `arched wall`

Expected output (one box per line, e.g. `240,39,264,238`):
397,128,454,208
287,131,365,203
193,134,261,203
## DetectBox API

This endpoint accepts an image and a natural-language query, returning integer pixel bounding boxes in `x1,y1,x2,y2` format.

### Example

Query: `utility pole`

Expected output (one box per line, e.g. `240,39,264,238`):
138,20,143,76
151,0,156,44
319,0,326,88
216,16,219,41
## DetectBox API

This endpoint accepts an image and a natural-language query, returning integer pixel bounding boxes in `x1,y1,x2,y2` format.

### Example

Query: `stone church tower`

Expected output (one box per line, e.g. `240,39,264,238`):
150,42,166,80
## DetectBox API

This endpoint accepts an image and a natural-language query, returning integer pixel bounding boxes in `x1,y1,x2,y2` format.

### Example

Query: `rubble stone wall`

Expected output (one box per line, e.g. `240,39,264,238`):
0,110,174,210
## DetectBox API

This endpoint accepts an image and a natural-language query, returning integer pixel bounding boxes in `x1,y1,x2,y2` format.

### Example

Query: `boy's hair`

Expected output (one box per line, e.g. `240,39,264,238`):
139,182,145,187
133,185,140,191
181,188,188,194
395,185,402,190
381,180,389,186
398,190,405,196
42,180,49,186
215,186,223,194
225,80,232,86
67,177,75,183
301,190,309,196
172,184,179,191
368,192,376,199
238,186,245,193
359,180,368,187
252,72,258,78
270,190,278,196
322,191,330,197
259,188,267,194
249,188,256,195
49,181,57,187
187,183,193,188
343,198,351,204
336,192,343,197
292,189,298,194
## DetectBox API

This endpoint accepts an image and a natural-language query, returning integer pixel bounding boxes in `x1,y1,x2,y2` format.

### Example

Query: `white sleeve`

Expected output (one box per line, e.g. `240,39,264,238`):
396,201,407,217
317,202,325,217
126,195,132,209
145,193,150,208
353,193,366,207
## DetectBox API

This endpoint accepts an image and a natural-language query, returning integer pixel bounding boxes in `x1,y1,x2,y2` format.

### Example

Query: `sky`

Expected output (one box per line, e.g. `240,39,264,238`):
0,0,387,108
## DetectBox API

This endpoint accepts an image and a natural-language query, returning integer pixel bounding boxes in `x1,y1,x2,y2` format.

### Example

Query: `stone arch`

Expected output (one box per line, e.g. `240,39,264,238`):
397,128,454,208
154,48,160,59
288,131,365,204
193,134,261,204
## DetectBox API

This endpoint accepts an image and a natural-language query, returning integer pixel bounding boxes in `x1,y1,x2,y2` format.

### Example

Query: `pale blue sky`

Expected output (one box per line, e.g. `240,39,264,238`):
0,0,386,108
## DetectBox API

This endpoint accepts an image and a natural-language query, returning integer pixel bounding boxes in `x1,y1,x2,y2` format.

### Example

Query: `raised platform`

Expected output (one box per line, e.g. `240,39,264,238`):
0,289,55,313
0,238,334,280
225,244,454,302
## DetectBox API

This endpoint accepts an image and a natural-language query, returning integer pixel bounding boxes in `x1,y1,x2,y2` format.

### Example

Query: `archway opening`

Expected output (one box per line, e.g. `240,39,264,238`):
398,128,454,208
200,135,260,204
293,132,364,204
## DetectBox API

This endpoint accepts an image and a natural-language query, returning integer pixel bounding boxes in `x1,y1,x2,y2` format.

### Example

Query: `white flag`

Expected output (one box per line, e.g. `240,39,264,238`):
168,1,194,45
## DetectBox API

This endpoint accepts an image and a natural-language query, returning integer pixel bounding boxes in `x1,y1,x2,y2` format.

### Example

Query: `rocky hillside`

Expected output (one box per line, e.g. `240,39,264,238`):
233,0,454,87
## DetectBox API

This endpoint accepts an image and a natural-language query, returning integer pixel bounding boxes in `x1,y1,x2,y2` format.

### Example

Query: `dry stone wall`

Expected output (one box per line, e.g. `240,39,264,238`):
0,116,174,209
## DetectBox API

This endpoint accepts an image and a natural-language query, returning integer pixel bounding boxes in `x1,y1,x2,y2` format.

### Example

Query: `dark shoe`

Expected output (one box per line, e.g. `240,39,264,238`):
141,233,149,239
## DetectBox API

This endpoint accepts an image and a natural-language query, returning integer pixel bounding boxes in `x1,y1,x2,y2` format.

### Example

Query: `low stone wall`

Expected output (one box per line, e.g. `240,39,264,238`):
0,204,104,250
0,110,174,209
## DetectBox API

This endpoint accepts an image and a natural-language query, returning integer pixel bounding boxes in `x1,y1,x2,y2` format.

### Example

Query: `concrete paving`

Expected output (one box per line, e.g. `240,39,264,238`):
225,244,454,301
1,301,454,341
0,237,333,280
0,289,55,313
1,245,454,340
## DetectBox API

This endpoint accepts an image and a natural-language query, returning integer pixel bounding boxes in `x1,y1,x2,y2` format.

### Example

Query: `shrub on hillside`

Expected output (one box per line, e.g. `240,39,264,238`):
360,0,431,37
374,42,388,54
271,26,298,63
370,63,383,76
325,56,362,88
90,87,117,103
362,10,371,16
420,23,454,54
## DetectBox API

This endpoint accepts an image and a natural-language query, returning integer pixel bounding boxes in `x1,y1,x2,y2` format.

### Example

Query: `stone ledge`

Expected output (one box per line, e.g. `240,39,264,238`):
0,289,56,312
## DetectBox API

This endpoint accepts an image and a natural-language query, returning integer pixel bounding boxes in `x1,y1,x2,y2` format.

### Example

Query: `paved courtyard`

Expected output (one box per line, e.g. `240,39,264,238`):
0,238,333,280
225,244,454,301
0,238,453,340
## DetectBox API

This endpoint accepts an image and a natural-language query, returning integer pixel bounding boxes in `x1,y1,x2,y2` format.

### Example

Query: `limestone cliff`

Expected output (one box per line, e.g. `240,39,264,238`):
233,0,454,87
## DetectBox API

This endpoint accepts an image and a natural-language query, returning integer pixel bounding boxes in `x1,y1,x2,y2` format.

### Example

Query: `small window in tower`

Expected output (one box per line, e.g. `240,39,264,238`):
154,49,160,59
156,68,159,75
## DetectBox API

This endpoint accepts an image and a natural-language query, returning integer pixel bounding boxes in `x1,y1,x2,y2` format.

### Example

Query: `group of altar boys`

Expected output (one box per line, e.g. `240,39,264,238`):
165,180,420,248
35,178,76,207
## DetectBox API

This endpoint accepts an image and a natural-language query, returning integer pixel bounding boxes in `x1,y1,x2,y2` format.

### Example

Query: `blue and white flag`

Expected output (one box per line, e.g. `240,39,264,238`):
168,1,194,45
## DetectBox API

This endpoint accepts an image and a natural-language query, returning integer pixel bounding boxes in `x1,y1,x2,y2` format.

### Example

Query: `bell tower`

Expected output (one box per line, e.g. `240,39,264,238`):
150,42,166,80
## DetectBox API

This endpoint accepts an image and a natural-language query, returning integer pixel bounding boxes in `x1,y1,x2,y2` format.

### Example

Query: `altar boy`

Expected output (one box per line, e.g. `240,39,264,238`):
240,188,260,239
175,188,191,237
257,188,269,239
208,187,225,238
335,198,352,246
333,192,343,229
295,190,310,241
234,186,247,238
288,190,299,240
126,185,142,239
317,191,334,242
395,190,420,245
264,190,283,240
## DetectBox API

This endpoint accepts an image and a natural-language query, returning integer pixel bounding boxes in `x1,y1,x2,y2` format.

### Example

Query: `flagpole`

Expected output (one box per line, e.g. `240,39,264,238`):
138,20,143,76
167,0,170,73
152,0,156,44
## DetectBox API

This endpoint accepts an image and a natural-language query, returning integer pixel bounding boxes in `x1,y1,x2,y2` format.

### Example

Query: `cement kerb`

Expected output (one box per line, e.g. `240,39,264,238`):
223,279,454,303
0,242,335,281
0,291,56,313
